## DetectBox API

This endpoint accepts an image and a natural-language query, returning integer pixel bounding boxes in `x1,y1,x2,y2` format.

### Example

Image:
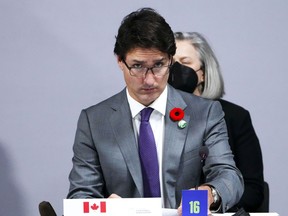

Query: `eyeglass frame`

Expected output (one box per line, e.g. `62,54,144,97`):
122,57,173,78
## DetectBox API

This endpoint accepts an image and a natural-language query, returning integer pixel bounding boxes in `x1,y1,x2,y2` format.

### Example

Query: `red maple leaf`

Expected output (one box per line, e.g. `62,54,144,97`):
91,203,99,210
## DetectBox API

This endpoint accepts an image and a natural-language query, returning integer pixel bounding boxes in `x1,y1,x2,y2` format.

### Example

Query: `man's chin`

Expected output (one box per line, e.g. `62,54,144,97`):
139,95,158,106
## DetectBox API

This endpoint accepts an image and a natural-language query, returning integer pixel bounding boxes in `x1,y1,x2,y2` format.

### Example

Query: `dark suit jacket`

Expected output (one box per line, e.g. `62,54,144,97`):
67,86,244,212
219,99,264,212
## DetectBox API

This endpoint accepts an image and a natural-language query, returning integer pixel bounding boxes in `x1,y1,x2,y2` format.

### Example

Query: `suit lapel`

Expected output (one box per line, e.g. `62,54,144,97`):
163,86,190,208
108,90,143,196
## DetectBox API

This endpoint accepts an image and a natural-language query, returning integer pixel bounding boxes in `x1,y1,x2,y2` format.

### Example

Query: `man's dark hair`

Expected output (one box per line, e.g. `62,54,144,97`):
114,7,176,60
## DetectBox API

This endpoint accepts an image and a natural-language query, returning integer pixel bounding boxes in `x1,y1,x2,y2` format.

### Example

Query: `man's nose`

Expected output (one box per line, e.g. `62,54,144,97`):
143,70,156,83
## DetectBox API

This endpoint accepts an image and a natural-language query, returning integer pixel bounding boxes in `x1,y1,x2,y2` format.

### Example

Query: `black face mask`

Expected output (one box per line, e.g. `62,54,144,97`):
168,61,198,93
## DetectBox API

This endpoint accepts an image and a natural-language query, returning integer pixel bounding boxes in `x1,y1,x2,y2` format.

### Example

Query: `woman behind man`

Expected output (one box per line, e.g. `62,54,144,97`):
170,32,264,212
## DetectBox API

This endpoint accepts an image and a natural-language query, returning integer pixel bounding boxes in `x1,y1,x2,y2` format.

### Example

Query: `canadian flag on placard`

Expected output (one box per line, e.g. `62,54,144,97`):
83,201,106,213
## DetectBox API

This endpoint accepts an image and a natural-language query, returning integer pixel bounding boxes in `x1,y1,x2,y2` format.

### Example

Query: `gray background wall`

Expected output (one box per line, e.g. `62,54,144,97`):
1,0,287,215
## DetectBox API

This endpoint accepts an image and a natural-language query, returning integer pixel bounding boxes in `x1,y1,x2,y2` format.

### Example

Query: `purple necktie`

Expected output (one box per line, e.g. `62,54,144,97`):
139,107,161,197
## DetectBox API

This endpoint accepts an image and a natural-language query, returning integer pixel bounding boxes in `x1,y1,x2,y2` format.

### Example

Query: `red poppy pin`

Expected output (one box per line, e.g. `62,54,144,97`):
169,108,187,129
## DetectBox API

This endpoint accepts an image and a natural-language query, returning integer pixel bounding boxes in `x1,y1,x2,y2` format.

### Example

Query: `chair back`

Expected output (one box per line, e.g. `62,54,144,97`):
39,201,57,216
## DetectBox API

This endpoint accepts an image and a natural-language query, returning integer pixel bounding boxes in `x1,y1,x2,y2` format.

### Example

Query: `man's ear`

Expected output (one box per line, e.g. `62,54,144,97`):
116,56,124,70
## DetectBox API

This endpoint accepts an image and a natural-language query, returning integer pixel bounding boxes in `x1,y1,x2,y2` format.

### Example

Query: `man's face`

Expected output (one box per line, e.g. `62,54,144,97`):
118,48,170,106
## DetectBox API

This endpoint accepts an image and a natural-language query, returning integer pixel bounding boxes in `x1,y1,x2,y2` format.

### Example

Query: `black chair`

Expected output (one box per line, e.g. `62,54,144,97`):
39,201,57,216
256,181,269,212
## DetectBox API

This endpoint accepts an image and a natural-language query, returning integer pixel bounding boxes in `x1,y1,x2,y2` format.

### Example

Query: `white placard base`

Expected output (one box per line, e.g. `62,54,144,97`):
64,198,161,216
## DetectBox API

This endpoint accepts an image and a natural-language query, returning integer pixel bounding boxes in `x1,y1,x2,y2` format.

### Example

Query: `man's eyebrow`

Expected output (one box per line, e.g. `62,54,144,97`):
130,60,145,64
130,57,166,64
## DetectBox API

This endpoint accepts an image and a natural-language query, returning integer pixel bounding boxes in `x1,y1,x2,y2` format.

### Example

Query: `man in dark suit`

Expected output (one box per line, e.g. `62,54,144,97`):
67,8,244,214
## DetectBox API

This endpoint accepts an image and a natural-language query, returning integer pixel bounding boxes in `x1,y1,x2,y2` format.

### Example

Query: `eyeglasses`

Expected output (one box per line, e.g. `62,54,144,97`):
122,59,172,78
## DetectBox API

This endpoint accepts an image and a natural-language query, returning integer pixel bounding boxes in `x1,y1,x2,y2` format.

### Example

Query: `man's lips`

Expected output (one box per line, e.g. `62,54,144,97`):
142,87,156,92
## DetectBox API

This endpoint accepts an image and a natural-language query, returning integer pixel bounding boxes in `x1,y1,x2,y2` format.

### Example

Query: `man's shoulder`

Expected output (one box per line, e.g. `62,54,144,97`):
169,85,210,103
168,86,219,113
84,88,126,113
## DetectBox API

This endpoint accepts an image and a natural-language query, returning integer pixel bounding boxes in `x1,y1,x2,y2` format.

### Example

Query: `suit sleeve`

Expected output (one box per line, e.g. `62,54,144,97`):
203,101,244,212
67,109,106,199
229,110,264,211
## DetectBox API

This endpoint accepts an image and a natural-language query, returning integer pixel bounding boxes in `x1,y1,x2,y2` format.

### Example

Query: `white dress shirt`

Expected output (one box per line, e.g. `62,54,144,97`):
126,86,168,205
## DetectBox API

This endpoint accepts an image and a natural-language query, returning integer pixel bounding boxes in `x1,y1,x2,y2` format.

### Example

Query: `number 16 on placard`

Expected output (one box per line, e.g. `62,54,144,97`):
189,201,200,214
182,190,208,216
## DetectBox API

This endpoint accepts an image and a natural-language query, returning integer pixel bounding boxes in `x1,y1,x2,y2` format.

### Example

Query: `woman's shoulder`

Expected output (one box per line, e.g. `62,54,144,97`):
218,99,250,117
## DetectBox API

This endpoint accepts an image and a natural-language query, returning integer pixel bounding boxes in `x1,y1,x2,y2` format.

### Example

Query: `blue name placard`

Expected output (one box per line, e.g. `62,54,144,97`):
182,190,208,216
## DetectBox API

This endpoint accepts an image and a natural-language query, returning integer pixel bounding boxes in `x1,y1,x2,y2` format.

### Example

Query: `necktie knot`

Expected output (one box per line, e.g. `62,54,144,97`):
141,107,154,122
